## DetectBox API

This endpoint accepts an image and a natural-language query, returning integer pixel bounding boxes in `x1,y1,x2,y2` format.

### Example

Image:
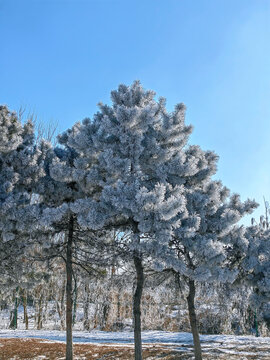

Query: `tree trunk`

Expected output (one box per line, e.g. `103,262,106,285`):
60,280,66,330
66,215,74,360
254,310,259,337
187,279,202,360
117,292,121,323
55,282,66,330
9,287,19,329
37,296,43,330
83,283,90,331
133,254,144,360
23,290,29,330
72,279,78,326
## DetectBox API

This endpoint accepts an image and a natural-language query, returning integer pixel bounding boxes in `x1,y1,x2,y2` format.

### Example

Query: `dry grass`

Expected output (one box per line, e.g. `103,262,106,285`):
0,338,181,360
0,338,269,359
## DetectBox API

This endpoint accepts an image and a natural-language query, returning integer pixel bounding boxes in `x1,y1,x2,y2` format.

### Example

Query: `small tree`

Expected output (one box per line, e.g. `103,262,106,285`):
0,105,44,306
31,138,111,359
31,139,85,360
59,82,196,359
242,218,270,332
141,120,257,359
60,81,231,359
172,186,256,360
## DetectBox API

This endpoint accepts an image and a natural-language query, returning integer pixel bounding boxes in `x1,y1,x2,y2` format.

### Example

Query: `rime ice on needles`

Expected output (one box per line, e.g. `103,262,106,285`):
0,105,44,239
171,179,257,283
0,105,46,293
243,223,270,311
62,81,192,245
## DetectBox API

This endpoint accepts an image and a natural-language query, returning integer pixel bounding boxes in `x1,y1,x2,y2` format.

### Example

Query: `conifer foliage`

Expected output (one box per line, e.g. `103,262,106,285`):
243,219,270,320
0,83,267,360
0,105,44,272
56,82,189,359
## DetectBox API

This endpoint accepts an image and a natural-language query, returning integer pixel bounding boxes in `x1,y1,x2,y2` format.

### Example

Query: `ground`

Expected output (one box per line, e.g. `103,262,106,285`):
0,331,269,359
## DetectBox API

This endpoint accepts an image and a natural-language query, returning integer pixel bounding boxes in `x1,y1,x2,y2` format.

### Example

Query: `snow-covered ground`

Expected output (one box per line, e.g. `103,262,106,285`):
1,330,270,358
0,329,269,345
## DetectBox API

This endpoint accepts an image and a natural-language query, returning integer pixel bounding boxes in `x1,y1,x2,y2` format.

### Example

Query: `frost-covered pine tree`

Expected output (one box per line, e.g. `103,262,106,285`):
153,178,256,359
241,217,270,329
30,138,85,360
31,134,113,359
57,81,239,360
174,184,256,360
57,82,198,360
0,105,44,284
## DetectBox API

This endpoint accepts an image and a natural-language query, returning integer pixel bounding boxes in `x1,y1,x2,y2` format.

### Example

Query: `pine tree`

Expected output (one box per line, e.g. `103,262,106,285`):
154,181,257,359
242,217,270,329
31,138,111,359
56,82,193,359
0,105,44,291
31,140,84,360
59,81,232,359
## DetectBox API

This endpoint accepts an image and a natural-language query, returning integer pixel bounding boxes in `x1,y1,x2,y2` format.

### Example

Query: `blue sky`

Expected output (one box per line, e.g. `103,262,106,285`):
0,0,269,224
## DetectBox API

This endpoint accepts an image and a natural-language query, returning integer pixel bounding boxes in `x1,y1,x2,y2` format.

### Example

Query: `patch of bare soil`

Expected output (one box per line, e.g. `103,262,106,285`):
0,338,180,360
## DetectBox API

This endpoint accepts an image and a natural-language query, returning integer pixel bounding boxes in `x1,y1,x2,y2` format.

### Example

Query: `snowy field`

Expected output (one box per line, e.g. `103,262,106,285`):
0,330,270,359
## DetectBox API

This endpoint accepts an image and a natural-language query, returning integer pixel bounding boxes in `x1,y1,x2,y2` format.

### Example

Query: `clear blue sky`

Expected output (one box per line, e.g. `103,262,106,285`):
1,0,269,224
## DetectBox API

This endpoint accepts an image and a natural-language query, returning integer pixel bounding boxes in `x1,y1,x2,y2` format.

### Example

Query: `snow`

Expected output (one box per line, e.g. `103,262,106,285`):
1,330,270,357
0,329,269,346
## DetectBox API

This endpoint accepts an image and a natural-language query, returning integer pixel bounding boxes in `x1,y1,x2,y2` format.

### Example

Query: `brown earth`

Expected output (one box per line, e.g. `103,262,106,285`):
0,338,183,360
0,338,269,359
